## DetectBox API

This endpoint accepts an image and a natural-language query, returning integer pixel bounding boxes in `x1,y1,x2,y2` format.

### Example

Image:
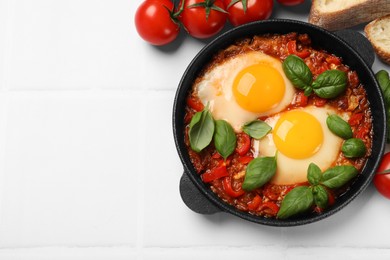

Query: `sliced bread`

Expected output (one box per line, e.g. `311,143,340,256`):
365,14,390,64
309,0,390,31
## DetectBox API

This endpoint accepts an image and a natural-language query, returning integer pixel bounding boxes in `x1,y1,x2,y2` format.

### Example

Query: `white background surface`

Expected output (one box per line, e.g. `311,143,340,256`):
0,0,390,259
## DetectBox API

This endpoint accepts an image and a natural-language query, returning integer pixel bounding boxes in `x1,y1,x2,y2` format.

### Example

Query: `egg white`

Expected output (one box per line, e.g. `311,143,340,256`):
194,51,296,132
253,106,347,185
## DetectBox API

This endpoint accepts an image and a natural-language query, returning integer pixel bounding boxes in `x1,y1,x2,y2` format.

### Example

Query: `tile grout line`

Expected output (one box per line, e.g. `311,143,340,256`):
136,89,147,260
0,0,12,241
2,0,14,92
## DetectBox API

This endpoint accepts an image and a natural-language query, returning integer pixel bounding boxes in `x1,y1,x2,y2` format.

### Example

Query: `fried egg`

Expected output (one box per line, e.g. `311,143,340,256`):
253,106,347,185
195,51,296,132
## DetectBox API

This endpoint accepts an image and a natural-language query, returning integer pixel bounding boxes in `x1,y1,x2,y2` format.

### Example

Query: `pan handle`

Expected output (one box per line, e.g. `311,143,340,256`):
334,30,375,67
180,172,221,214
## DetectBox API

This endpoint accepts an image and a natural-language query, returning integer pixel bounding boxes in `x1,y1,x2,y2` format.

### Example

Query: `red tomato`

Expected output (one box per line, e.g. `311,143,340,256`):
187,96,204,112
276,0,305,6
374,152,390,199
179,0,227,39
135,0,180,46
235,133,251,156
223,0,273,27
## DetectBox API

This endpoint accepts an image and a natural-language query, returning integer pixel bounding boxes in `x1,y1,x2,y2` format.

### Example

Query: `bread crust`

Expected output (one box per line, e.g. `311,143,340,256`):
309,0,390,31
365,14,390,65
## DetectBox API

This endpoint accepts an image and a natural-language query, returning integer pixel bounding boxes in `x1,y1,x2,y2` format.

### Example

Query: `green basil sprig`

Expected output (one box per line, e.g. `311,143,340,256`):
312,185,328,209
376,70,390,93
243,120,272,139
189,108,215,153
242,156,277,191
375,70,390,143
341,138,367,158
312,70,347,99
326,114,353,139
214,120,237,159
282,55,313,91
277,163,358,219
277,186,313,219
282,54,347,99
307,162,322,186
321,165,358,189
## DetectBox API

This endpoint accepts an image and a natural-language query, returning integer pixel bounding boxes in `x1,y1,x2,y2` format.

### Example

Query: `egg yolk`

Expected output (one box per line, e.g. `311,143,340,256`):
273,110,324,159
232,63,285,113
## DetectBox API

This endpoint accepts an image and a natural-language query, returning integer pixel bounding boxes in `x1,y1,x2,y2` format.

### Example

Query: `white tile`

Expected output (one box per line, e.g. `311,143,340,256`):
142,91,283,247
0,247,137,260
7,0,205,90
283,183,390,248
286,247,390,260
0,0,8,90
143,247,284,260
0,91,142,247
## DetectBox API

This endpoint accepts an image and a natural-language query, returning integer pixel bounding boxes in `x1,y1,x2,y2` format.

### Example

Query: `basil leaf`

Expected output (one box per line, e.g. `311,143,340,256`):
376,70,390,93
312,70,347,99
243,120,272,139
341,138,367,158
376,70,390,144
189,108,215,153
277,186,314,219
304,86,313,96
313,185,328,209
321,165,358,189
242,156,277,191
307,163,322,186
214,120,237,159
282,55,313,90
326,114,353,139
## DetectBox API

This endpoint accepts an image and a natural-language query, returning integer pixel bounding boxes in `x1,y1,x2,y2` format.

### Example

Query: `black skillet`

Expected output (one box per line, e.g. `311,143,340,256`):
173,20,387,226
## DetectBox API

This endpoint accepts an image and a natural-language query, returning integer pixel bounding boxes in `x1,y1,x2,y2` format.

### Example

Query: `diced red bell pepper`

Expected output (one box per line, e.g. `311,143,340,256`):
313,96,327,107
258,202,280,216
287,40,311,59
349,113,364,126
294,91,308,107
326,55,342,65
222,177,245,198
356,126,370,139
186,96,204,112
247,194,262,211
202,165,229,183
238,156,254,165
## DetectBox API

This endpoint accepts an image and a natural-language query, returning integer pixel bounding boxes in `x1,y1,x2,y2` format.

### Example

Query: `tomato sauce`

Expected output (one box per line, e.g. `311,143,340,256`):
184,33,373,218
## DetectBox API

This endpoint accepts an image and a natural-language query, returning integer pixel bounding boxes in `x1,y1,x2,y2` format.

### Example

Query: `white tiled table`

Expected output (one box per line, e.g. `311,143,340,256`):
0,0,389,259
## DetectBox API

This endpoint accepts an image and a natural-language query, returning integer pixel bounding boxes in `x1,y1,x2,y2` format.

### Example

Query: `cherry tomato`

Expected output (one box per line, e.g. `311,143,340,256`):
223,0,273,27
276,0,305,6
235,133,251,156
179,0,227,39
135,0,180,46
374,152,390,199
187,96,204,112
